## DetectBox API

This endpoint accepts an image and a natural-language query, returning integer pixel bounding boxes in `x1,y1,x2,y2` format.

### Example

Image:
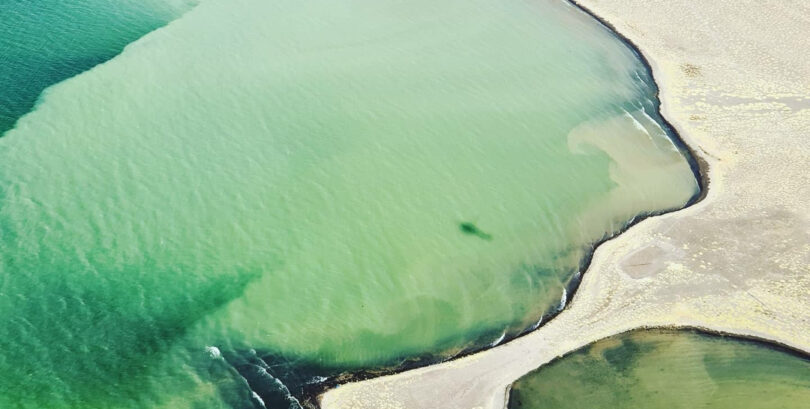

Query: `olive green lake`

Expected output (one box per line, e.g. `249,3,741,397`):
509,330,810,409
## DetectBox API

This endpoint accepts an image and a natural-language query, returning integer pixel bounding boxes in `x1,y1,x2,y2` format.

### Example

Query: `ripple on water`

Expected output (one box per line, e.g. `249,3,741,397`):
0,0,699,407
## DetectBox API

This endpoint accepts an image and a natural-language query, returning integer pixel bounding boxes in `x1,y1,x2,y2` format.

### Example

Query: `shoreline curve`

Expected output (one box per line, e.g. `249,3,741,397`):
298,0,710,401
319,0,810,407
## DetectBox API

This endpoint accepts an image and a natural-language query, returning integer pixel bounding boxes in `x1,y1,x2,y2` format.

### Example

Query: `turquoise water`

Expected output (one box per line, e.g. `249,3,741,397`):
0,0,698,407
509,331,810,409
0,0,196,133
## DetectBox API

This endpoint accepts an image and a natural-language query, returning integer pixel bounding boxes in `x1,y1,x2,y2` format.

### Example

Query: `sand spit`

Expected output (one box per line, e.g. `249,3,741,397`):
320,1,810,408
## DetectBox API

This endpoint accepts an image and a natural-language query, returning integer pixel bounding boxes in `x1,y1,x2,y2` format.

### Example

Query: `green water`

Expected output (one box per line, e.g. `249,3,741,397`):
0,0,699,407
0,0,196,134
509,331,810,409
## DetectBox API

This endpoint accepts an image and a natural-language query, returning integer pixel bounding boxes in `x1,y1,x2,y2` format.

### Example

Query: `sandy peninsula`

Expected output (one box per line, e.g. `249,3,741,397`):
320,0,810,408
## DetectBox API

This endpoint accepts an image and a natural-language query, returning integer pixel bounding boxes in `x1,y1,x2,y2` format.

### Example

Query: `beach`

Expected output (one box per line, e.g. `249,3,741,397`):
320,1,810,408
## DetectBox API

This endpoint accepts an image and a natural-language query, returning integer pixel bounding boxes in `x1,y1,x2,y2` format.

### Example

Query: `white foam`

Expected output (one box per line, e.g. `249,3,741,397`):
489,332,506,347
205,346,221,359
557,288,568,312
251,391,267,408
623,109,649,136
530,316,544,331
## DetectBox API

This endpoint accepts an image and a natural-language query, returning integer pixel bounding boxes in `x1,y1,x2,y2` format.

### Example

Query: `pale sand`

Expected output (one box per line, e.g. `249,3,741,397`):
320,1,810,408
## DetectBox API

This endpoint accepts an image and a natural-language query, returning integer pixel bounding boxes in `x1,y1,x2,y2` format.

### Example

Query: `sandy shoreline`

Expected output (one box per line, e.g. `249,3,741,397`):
320,1,810,408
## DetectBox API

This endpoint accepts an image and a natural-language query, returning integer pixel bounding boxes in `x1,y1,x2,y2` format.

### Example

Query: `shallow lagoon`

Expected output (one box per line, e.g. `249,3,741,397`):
509,330,810,409
0,0,698,407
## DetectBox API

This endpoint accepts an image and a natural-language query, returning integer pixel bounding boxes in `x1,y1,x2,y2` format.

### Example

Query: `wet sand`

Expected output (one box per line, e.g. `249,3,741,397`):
320,1,810,408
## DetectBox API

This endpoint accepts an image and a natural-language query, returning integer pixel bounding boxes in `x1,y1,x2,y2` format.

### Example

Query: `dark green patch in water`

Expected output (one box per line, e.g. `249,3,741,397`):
601,337,653,374
459,222,493,241
0,0,194,134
